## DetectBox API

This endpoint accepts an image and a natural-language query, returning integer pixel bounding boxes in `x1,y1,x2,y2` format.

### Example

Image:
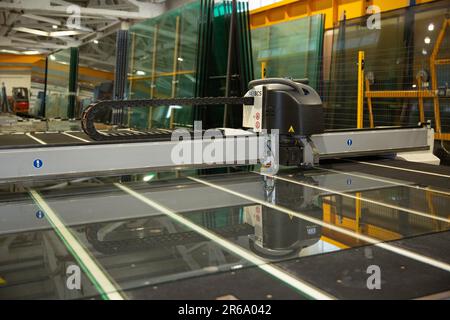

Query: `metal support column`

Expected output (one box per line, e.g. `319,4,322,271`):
148,25,159,129
113,27,130,125
365,78,374,128
42,56,48,118
223,0,238,128
68,47,79,119
357,51,365,129
170,16,181,129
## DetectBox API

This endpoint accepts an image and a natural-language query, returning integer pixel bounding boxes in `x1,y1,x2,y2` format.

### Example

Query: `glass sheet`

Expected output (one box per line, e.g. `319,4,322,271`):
1,166,448,299
127,1,202,130
251,14,324,90
29,58,47,118
45,49,71,118
77,33,116,119
324,0,450,130
126,0,253,130
0,195,110,299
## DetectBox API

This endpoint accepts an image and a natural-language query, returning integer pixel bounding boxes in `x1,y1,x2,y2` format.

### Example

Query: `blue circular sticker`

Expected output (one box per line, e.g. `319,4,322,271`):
347,139,353,146
33,159,43,169
36,210,45,219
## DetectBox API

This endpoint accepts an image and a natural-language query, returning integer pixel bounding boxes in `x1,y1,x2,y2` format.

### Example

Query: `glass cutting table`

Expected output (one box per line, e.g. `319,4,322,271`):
0,162,449,300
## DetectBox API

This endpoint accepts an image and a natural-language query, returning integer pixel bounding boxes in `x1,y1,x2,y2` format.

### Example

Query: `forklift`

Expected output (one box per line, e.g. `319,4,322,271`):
8,87,30,114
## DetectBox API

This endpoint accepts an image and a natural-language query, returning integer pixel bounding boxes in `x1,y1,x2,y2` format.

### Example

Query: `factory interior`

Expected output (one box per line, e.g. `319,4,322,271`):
0,0,449,301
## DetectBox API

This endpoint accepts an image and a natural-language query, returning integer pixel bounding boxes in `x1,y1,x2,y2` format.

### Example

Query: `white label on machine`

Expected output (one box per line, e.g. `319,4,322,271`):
243,86,263,132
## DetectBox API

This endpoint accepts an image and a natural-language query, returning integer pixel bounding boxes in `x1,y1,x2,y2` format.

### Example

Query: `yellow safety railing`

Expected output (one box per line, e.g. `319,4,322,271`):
358,18,450,141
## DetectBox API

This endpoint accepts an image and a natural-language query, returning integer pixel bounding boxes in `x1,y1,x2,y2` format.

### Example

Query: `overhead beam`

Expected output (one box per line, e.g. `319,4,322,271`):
0,1,165,20
249,0,439,29
21,14,62,26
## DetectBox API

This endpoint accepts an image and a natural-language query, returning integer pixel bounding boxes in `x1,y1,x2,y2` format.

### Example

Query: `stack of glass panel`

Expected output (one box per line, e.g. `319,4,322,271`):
195,0,254,129
126,0,253,130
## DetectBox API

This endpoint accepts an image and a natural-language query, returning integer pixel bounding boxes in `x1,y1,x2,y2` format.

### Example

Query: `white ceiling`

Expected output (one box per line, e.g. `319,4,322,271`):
0,0,169,54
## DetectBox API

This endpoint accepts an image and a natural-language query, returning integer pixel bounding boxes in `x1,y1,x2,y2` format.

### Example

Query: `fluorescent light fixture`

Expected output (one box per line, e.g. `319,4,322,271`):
22,50,40,55
177,57,184,62
143,174,156,182
0,49,20,54
52,25,58,29
13,27,49,37
93,39,99,44
428,23,434,31
166,105,182,118
136,70,146,76
13,27,84,38
50,30,84,37
424,36,431,44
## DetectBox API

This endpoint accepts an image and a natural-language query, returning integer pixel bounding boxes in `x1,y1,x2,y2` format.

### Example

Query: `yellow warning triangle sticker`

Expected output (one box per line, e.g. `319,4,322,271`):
288,126,295,134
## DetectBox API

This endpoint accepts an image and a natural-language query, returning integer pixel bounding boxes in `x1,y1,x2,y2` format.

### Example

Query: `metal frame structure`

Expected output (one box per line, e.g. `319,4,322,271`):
249,0,439,30
362,18,450,141
430,18,450,141
0,0,166,53
0,124,433,182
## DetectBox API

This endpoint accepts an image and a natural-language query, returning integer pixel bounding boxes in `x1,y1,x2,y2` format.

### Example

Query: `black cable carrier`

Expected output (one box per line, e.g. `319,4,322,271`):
82,96,254,141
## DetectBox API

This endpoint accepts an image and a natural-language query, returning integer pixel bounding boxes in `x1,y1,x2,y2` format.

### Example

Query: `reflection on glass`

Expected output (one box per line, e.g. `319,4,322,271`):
127,1,201,130
29,58,47,118
0,167,448,299
252,14,325,90
324,1,450,130
45,50,71,118
77,34,116,119
0,217,104,299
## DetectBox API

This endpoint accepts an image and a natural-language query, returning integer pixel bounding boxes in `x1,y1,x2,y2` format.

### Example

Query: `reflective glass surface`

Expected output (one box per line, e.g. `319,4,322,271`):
126,0,253,131
45,50,71,118
0,166,448,299
252,14,324,90
77,34,116,119
324,1,450,130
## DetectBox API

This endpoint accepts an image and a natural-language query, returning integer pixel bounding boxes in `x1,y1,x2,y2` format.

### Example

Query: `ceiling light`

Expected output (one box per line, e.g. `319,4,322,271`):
143,174,155,182
93,39,99,44
177,57,184,62
49,54,56,61
136,70,146,76
422,49,428,55
0,49,20,54
13,27,49,37
428,23,434,31
166,105,182,118
424,36,431,44
12,27,84,38
50,30,84,37
22,50,40,55
52,25,58,29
